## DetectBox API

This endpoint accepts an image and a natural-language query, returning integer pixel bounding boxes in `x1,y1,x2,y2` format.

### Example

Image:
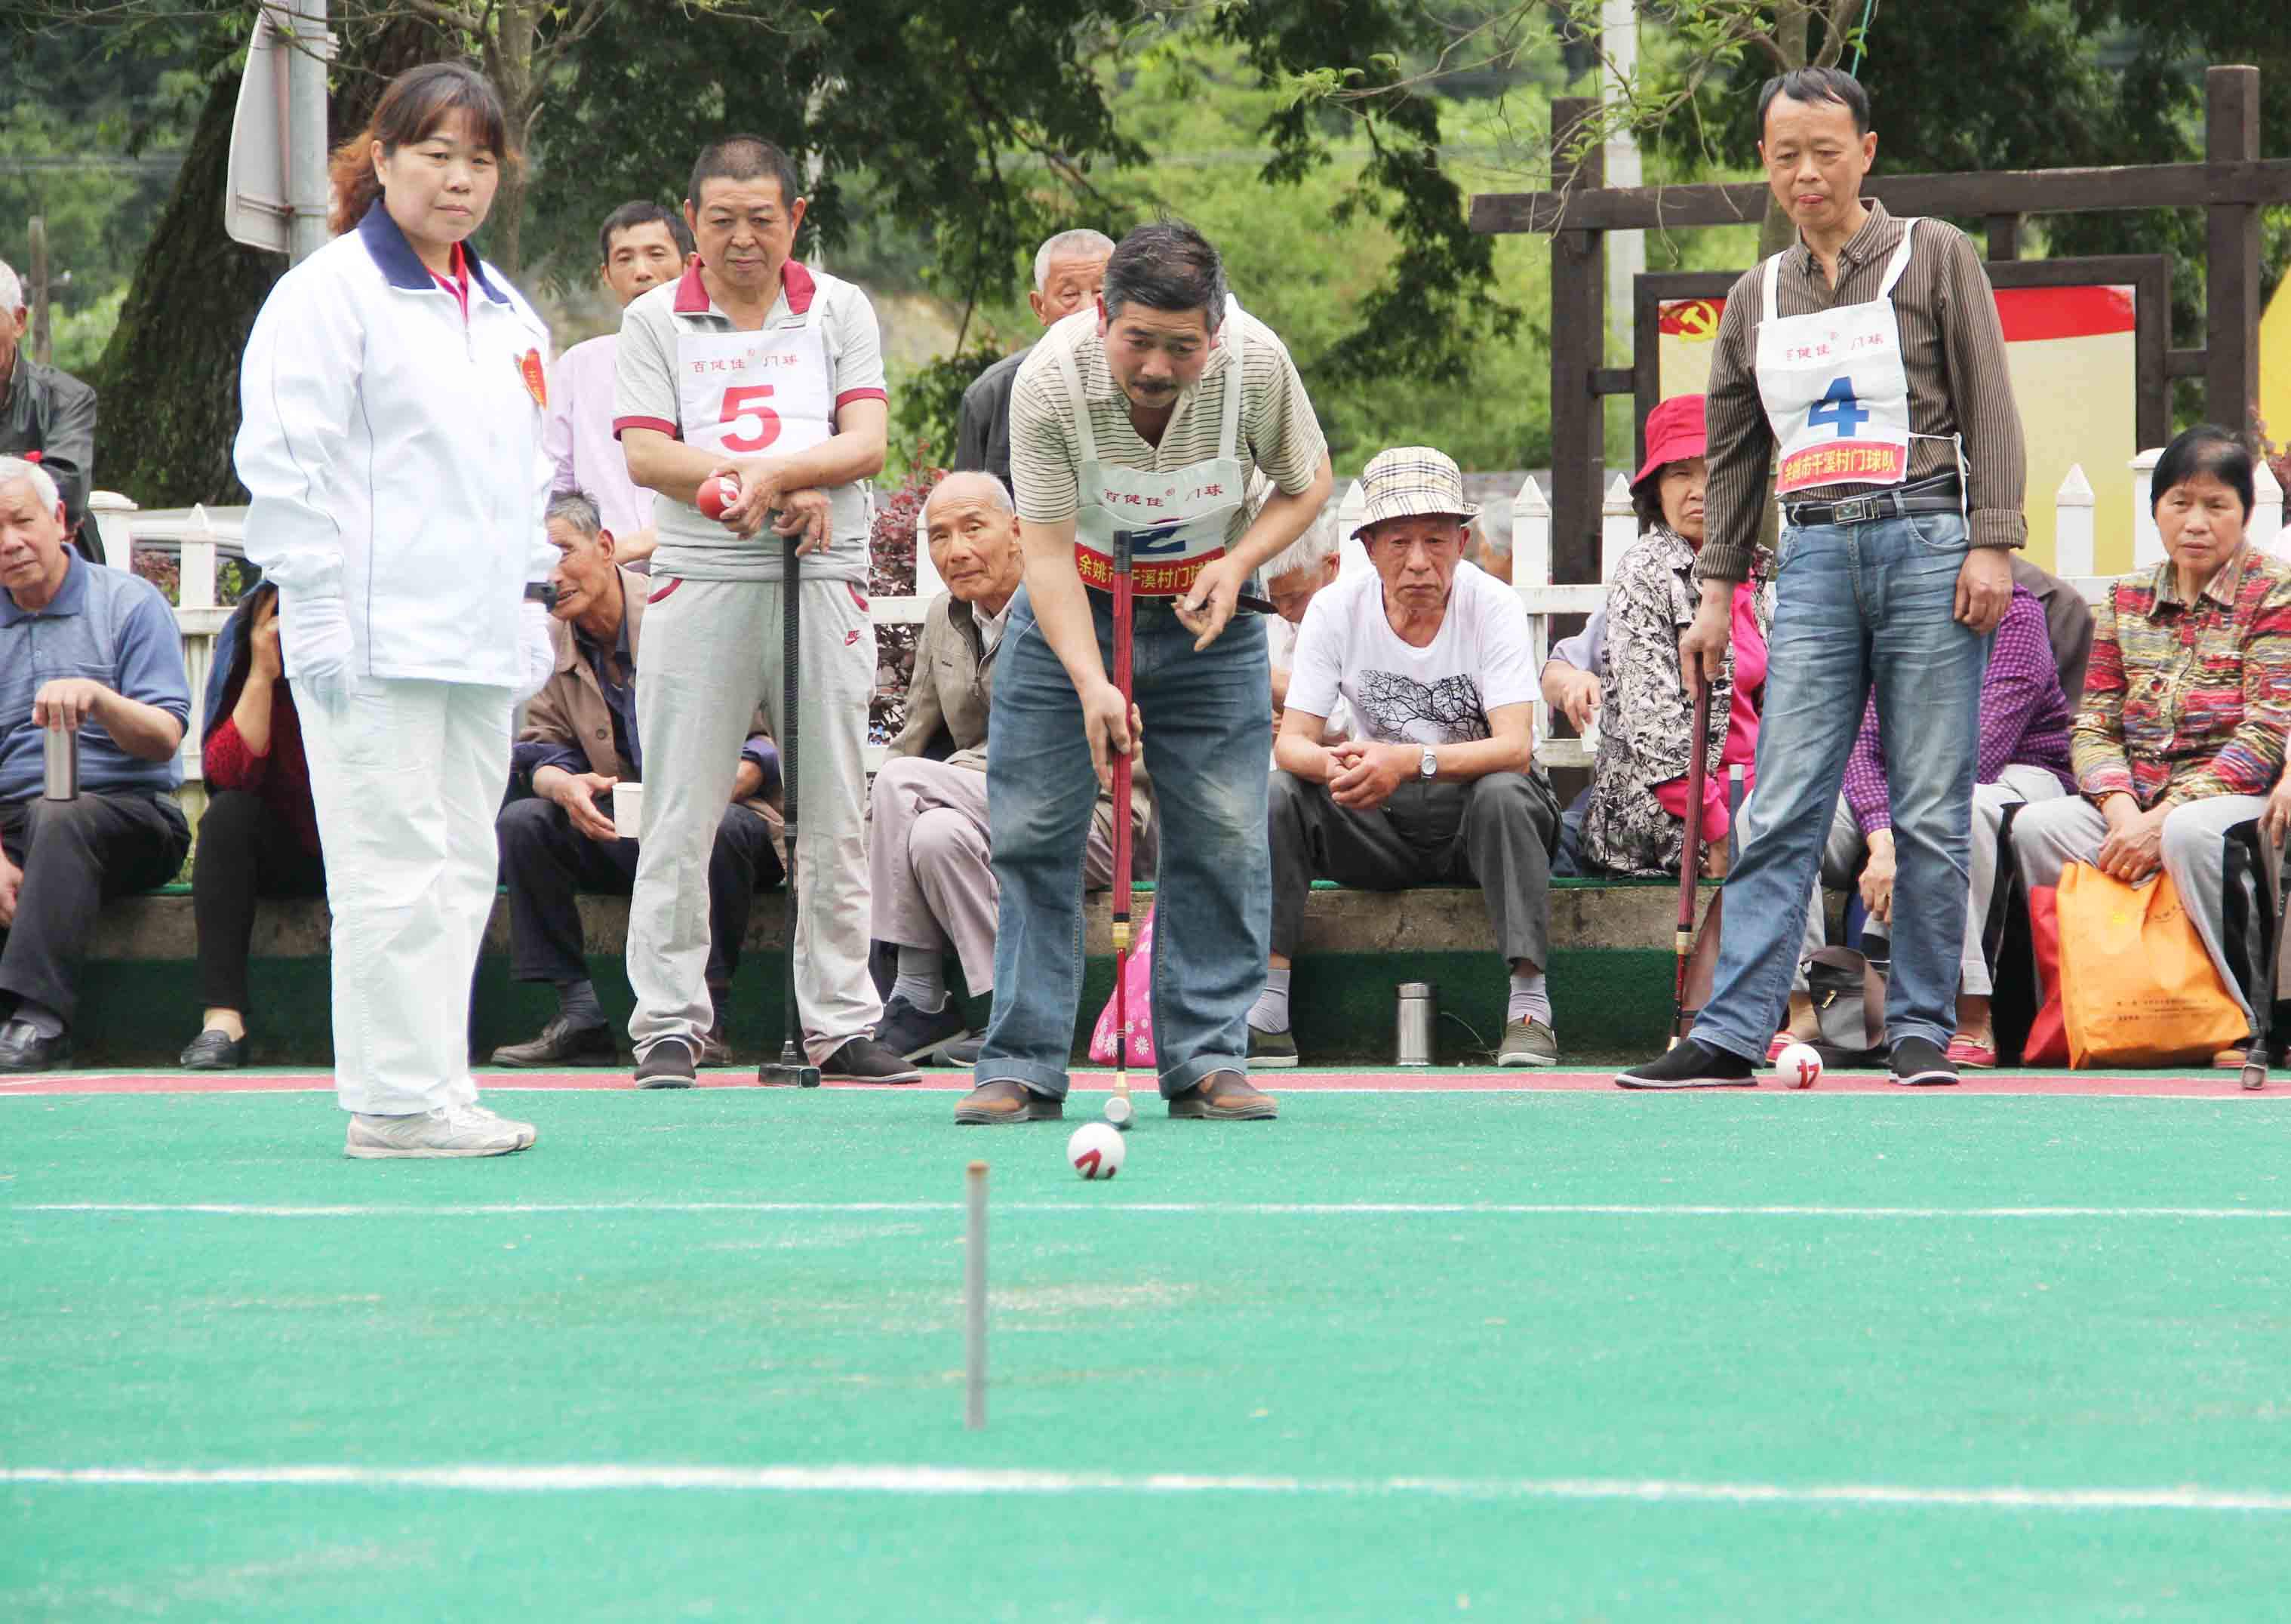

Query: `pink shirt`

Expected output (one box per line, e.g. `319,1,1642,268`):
545,333,656,540
1653,582,1766,838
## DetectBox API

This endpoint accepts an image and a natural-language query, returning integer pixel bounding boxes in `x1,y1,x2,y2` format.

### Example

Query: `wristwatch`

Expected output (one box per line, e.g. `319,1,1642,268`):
524,581,559,611
1419,746,1438,781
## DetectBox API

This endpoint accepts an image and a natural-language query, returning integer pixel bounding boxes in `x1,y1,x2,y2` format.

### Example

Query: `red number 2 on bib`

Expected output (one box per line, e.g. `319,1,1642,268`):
720,384,781,453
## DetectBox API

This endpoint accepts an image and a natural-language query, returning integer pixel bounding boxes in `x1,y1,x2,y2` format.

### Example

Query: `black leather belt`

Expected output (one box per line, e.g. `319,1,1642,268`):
1782,478,1962,529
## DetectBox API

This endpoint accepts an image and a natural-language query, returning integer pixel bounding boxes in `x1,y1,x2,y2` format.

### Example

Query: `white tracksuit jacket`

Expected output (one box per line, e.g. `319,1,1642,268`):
235,201,557,683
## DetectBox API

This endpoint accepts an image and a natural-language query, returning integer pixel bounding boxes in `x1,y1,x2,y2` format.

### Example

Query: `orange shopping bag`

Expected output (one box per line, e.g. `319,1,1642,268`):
2056,863,2247,1068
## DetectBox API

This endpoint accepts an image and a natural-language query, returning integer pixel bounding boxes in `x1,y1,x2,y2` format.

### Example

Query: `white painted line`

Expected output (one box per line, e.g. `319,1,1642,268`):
16,1201,2291,1220
3,1463,2289,1513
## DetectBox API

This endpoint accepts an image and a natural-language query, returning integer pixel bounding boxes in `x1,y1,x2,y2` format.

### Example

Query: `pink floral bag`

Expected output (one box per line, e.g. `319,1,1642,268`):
1087,905,1157,1065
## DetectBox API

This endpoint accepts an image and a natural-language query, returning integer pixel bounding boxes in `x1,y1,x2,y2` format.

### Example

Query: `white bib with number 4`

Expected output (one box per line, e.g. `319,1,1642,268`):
1755,218,1921,497
674,320,834,478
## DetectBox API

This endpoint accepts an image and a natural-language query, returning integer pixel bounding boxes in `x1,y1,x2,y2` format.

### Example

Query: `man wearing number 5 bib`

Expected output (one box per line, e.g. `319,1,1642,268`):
613,136,916,1087
955,221,1332,1124
1619,67,2025,1091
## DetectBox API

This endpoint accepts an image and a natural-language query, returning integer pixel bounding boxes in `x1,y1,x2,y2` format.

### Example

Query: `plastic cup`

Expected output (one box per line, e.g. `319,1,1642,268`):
613,780,645,841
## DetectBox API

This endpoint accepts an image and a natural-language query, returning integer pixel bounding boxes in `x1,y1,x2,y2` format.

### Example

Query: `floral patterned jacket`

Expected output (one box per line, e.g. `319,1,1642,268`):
1581,526,1773,877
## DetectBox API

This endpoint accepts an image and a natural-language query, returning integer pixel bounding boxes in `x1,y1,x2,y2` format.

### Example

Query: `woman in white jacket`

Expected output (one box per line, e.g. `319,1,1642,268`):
236,63,555,1158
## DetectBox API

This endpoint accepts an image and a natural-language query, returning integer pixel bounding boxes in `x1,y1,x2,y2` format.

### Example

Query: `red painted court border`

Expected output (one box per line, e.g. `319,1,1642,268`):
3,1069,2285,1099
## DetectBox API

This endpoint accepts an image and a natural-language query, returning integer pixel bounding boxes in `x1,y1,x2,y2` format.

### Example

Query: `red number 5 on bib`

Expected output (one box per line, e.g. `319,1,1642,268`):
720,384,781,453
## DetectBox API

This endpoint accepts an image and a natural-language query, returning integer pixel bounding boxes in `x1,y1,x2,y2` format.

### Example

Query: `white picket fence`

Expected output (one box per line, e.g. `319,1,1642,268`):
88,448,2289,792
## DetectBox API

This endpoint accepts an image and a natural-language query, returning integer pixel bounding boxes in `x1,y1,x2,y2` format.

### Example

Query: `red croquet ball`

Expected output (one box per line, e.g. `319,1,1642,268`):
697,473,741,522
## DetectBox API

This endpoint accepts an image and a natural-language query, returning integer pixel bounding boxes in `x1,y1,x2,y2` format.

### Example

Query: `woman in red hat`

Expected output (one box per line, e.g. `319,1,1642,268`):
1578,395,1771,878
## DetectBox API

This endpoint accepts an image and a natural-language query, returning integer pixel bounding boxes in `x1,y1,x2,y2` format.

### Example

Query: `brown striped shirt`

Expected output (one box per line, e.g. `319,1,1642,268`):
1696,201,2027,584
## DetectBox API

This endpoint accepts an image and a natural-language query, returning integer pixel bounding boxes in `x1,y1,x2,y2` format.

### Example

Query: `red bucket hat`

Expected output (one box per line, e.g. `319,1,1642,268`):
1631,394,1708,494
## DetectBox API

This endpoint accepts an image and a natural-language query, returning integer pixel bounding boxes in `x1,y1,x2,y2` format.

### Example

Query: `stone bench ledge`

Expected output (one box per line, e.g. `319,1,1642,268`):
85,883,1715,961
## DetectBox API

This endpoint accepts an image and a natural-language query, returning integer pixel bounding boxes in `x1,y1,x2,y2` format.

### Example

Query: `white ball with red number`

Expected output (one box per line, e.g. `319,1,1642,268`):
1067,1122,1127,1180
1773,1041,1823,1090
696,472,741,521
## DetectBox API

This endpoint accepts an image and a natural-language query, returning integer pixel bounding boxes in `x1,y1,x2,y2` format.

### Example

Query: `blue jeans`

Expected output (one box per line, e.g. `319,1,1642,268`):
1690,512,1988,1060
980,588,1271,1099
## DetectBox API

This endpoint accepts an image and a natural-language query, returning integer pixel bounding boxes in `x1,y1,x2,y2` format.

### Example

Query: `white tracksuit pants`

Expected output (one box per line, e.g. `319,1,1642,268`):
297,678,512,1115
628,575,879,1064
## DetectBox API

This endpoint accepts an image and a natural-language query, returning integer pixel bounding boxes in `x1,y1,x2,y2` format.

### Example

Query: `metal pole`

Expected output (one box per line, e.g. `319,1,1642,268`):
279,0,332,264
964,1160,988,1429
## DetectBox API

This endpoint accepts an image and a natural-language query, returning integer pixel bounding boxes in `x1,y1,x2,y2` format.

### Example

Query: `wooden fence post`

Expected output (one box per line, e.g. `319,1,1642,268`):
2130,448,2164,567
2204,66,2262,434
1548,97,1606,592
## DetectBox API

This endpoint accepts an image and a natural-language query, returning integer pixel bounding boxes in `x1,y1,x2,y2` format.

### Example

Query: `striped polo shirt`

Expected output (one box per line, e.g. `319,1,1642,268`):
1006,305,1327,542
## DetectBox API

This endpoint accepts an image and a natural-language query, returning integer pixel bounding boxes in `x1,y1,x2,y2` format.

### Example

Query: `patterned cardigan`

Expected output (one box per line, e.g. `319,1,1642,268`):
2072,546,2291,810
1581,527,1773,877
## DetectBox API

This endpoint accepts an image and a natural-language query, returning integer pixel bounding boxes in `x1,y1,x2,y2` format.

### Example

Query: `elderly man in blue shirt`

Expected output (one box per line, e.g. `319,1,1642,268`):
0,457,192,1071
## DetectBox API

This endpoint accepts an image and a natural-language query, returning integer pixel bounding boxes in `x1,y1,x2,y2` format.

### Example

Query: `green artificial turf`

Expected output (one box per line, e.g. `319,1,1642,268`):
6,1090,2291,1620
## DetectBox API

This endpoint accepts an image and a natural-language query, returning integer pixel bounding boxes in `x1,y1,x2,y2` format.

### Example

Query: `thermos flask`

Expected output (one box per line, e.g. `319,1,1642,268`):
42,724,78,801
1395,982,1437,1066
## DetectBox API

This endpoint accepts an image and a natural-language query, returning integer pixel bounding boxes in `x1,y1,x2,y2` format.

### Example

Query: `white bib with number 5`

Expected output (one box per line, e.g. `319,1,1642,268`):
673,320,835,481
1755,218,1920,497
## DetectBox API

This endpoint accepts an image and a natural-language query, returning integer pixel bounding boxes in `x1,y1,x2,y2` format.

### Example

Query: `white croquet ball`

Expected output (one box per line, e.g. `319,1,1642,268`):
1067,1122,1127,1180
1773,1041,1823,1090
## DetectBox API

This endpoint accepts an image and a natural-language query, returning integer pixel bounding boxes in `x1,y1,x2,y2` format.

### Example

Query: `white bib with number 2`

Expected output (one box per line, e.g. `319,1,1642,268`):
1756,218,1920,497
674,320,835,478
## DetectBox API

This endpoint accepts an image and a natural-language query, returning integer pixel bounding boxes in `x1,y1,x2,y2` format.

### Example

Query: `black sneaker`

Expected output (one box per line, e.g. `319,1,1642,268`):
633,1038,697,1090
875,995,970,1063
1888,1035,1959,1087
821,1035,922,1084
1614,1038,1758,1090
1246,1025,1299,1068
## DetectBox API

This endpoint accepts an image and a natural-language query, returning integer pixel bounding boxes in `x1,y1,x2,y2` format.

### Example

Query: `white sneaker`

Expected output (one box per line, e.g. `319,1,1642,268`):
344,1103,537,1159
462,1101,537,1149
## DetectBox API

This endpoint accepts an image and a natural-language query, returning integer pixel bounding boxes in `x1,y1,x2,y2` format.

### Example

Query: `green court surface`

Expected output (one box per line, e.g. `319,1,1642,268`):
8,1085,2291,1620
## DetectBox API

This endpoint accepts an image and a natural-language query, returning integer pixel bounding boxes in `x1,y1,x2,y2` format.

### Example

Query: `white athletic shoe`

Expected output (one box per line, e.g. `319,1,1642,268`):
462,1101,538,1149
344,1103,537,1159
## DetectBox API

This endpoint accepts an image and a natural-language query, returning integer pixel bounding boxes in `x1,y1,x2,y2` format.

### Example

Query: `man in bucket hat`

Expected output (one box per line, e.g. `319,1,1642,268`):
1253,445,1561,1066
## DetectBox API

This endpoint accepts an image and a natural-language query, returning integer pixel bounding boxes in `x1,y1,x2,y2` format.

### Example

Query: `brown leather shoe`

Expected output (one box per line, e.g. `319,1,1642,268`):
954,1079,1062,1124
1168,1069,1278,1121
2214,1047,2249,1070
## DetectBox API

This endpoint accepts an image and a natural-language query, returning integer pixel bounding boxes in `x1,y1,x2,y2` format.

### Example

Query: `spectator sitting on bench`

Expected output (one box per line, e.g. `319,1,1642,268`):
1254,445,1561,1068
0,456,191,1073
2010,425,2291,1072
1262,503,1349,745
180,583,325,1070
1577,394,1770,881
869,471,1155,1065
490,491,786,1068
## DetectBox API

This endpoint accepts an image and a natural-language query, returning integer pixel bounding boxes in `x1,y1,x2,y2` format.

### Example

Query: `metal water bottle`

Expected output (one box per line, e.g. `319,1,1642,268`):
1395,982,1437,1066
42,725,78,801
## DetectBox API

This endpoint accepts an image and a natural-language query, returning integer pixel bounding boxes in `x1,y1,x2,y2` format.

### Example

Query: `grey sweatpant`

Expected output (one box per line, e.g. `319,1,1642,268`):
2009,792,2268,1030
1269,770,1559,967
628,575,879,1064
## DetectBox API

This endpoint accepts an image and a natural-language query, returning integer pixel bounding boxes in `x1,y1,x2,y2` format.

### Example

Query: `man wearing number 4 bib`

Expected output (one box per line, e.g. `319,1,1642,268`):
955,221,1332,1124
613,136,915,1087
1619,66,2025,1091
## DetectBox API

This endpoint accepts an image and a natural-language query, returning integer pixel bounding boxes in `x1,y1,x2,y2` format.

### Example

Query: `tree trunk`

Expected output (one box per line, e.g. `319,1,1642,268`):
92,21,435,506
1755,0,1813,260
487,0,539,281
